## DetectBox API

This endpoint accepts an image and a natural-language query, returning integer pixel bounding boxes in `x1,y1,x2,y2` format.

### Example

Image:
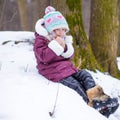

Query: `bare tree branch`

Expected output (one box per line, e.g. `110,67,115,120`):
0,10,17,29
0,0,7,24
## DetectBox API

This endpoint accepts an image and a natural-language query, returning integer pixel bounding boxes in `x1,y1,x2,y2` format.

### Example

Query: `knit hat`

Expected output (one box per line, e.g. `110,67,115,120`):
43,6,69,33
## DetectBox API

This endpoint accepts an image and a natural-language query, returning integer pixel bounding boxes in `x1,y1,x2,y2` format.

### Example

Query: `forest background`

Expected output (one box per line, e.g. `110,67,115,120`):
0,0,120,79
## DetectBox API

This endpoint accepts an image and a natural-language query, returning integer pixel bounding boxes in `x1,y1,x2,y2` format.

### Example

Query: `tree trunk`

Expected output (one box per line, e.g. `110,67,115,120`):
50,0,101,70
39,0,50,18
117,0,120,56
89,0,119,77
17,0,30,31
30,0,49,31
0,0,21,31
82,0,91,37
0,0,4,27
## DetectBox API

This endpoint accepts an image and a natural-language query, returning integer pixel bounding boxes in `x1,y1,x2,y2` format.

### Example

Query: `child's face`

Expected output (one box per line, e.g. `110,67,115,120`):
53,28,66,38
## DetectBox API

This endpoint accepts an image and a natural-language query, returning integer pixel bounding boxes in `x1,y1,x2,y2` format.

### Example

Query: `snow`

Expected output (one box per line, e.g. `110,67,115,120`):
0,31,120,120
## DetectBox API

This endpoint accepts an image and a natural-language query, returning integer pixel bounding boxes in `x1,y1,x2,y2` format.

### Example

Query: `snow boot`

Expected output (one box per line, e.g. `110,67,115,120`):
86,85,109,107
93,97,119,118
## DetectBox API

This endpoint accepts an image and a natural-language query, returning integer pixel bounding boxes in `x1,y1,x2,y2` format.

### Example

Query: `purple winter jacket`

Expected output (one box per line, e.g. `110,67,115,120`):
34,19,78,82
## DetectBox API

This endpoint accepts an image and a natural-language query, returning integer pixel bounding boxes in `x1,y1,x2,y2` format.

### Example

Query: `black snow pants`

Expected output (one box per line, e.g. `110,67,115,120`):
60,69,96,103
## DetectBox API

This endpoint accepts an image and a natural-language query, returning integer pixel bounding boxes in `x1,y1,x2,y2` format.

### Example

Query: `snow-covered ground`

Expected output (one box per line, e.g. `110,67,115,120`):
0,31,120,120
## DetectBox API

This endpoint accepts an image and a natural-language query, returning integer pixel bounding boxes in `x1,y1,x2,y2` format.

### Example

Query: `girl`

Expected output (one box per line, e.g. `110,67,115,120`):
34,6,119,117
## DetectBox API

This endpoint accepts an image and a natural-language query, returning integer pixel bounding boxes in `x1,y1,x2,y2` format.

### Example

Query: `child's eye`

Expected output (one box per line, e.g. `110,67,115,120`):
62,29,66,32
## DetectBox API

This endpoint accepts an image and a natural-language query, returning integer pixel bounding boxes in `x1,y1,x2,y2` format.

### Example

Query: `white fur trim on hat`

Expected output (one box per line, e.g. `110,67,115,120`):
48,40,64,56
35,18,48,36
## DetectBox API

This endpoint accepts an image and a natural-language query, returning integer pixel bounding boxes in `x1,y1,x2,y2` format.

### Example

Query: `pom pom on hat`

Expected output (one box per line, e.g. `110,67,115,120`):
45,6,56,14
43,6,69,33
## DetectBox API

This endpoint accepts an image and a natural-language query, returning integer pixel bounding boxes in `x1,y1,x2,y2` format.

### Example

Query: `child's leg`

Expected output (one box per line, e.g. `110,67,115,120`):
60,73,119,118
72,69,96,91
72,70,109,105
60,76,89,103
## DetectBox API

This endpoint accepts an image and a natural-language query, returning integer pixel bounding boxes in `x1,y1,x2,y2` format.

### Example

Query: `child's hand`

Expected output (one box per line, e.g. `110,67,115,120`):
55,37,65,48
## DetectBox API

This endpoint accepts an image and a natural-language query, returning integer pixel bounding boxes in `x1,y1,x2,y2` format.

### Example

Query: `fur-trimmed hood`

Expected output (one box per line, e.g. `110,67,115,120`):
35,18,73,43
35,18,74,58
35,18,48,37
